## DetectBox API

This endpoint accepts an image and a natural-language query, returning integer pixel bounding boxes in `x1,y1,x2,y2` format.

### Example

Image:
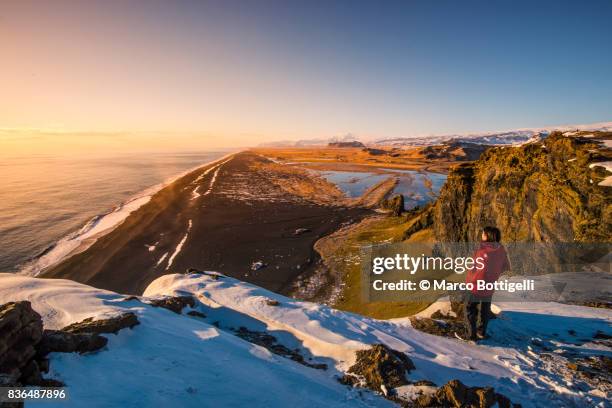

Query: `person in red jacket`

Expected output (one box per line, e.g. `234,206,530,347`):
463,226,510,341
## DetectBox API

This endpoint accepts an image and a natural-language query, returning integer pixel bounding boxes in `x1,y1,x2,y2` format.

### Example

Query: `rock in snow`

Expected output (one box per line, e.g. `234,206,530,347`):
251,261,267,271
0,301,133,388
147,295,196,314
0,301,44,385
38,330,108,356
62,313,140,335
340,344,415,390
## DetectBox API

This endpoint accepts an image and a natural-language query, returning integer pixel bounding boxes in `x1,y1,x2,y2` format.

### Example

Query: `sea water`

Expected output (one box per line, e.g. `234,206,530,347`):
0,151,228,272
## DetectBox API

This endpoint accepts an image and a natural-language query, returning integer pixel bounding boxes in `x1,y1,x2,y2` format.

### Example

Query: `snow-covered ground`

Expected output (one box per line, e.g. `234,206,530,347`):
1,272,610,407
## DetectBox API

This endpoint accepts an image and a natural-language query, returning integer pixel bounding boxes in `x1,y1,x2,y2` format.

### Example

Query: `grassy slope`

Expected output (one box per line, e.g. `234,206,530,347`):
315,213,436,319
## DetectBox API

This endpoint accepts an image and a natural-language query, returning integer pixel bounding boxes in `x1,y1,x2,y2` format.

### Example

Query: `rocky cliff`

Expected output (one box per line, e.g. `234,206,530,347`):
433,132,611,243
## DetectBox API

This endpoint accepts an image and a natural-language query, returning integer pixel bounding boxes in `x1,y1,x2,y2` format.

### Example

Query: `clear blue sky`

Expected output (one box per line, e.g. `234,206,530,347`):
1,0,611,145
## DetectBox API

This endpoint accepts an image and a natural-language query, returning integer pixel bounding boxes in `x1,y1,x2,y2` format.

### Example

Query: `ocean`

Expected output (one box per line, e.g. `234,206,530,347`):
0,151,229,273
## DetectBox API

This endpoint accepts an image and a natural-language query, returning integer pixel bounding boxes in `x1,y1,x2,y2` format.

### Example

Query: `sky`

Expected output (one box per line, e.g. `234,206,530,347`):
1,0,612,152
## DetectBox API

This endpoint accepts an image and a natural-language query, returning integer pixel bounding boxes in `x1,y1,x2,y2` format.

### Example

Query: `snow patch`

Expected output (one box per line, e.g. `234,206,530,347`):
156,252,169,267
191,186,201,200
166,220,193,270
588,161,612,186
191,157,233,200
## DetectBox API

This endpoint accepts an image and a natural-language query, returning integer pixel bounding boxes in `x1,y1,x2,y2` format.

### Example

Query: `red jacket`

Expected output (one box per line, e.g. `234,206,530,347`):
466,242,510,297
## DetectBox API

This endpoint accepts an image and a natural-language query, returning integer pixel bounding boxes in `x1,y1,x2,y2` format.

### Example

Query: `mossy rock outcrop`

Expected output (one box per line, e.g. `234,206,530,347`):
433,132,611,244
340,343,415,392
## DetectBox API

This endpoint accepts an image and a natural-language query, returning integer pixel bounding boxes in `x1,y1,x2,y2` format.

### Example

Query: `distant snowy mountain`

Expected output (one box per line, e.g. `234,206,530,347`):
374,121,612,147
259,133,361,147
259,121,612,148
1,272,609,407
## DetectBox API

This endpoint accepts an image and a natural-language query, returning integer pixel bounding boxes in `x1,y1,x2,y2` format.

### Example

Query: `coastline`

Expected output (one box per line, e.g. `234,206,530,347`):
19,150,238,277
41,151,369,295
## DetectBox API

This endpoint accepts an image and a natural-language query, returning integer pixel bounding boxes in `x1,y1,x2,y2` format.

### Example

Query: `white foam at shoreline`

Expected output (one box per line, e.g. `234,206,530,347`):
19,152,237,277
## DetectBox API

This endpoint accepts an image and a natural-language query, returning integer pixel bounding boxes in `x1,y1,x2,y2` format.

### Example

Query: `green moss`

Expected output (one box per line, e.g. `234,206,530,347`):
316,214,432,319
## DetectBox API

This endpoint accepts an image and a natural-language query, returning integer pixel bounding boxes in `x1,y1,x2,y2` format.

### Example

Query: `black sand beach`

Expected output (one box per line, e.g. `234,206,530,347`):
42,152,368,295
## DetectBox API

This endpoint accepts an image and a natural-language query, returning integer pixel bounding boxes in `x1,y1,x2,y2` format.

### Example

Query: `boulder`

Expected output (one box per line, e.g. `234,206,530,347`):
436,379,470,407
186,310,206,318
265,299,280,306
234,327,327,370
409,317,464,339
381,194,404,216
0,301,43,384
37,330,107,355
449,292,466,320
62,312,139,335
341,344,415,391
148,296,195,314
0,301,123,389
412,379,519,408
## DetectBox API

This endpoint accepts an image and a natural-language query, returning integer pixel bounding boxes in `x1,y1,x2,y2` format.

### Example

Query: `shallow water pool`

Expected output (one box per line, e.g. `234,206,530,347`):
314,168,447,209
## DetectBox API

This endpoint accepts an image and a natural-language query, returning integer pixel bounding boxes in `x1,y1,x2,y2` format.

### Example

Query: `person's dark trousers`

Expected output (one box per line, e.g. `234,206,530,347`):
464,294,492,340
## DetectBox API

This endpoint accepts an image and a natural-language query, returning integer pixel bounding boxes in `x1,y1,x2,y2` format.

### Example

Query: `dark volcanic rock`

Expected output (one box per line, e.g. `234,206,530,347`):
381,194,405,216
409,316,464,339
38,330,107,355
148,296,195,314
0,301,76,388
594,330,612,340
565,355,612,391
0,301,43,384
234,327,327,370
568,301,612,310
411,295,498,339
62,312,139,334
449,292,466,320
341,344,415,391
362,147,387,156
265,299,280,306
413,379,520,408
293,228,311,235
186,310,206,318
0,301,123,389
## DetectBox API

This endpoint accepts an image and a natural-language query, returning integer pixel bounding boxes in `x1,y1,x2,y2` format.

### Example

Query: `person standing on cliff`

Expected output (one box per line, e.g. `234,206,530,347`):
460,226,510,342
